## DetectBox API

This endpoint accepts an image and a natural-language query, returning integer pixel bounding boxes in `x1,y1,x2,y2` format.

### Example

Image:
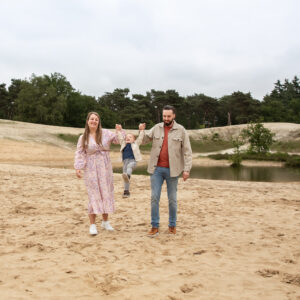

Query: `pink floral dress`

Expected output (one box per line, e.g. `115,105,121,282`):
74,129,119,214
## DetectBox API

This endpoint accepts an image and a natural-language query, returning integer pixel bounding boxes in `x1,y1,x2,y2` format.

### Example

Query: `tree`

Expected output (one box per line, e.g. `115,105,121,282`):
132,93,155,128
14,73,73,125
218,92,260,125
261,76,300,123
229,136,244,167
242,123,274,154
7,79,23,120
0,84,9,119
98,88,133,127
64,92,98,127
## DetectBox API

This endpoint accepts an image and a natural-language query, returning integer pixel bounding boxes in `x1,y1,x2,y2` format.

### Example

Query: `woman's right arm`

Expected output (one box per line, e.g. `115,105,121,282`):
74,135,87,177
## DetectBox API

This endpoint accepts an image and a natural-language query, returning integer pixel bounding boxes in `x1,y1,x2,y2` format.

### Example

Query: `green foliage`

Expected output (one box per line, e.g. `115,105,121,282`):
285,155,300,167
14,73,73,125
242,123,274,153
218,92,260,125
1,73,299,128
211,133,221,142
209,152,295,162
0,83,9,119
261,76,300,123
229,136,244,167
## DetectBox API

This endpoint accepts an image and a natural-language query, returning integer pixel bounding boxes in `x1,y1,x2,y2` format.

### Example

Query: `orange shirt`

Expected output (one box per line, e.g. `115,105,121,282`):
157,125,172,168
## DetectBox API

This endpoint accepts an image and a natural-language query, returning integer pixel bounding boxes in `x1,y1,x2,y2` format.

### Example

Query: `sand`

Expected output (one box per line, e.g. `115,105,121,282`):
0,120,300,299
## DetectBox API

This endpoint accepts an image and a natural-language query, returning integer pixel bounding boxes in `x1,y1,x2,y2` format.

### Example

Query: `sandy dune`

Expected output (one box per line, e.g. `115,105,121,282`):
0,119,300,299
189,122,300,142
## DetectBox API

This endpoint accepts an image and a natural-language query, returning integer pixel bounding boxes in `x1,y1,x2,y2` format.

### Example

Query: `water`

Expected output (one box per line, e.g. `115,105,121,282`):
114,165,300,182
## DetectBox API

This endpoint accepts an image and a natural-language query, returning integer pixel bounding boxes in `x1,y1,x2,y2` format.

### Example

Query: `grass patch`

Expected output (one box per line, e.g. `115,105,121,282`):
208,152,290,161
190,137,233,153
56,133,152,151
0,120,17,124
56,134,234,153
271,141,300,153
56,133,82,144
286,156,300,167
208,152,300,167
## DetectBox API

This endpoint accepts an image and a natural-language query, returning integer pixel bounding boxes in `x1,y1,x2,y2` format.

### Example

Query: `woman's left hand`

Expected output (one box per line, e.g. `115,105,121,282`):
76,169,82,178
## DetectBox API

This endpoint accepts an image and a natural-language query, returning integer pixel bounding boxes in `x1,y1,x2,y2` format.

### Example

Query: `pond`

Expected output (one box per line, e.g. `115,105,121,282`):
114,165,300,182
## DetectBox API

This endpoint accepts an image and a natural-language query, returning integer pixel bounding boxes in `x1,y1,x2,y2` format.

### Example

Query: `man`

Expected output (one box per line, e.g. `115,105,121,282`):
139,105,192,236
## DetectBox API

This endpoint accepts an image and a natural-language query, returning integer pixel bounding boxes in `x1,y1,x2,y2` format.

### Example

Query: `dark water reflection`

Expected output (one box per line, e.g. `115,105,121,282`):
114,165,300,182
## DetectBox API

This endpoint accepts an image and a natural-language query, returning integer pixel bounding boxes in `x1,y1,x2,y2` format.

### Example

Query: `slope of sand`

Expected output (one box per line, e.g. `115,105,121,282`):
0,119,300,299
1,119,300,147
189,122,300,142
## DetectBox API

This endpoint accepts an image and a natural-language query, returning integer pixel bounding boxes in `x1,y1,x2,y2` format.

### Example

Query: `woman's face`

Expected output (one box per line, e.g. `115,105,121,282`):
87,114,99,131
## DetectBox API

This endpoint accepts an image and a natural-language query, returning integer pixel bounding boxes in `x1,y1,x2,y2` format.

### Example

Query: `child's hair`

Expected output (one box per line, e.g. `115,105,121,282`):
126,133,136,140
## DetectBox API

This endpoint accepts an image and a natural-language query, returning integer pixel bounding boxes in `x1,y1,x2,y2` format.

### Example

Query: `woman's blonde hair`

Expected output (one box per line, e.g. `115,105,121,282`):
81,112,102,150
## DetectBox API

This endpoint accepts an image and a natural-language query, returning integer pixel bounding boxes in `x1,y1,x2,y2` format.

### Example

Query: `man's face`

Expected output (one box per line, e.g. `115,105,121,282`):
162,109,175,126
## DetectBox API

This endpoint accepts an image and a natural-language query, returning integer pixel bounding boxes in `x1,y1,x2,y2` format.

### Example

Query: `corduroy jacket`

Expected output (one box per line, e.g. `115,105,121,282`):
142,121,192,177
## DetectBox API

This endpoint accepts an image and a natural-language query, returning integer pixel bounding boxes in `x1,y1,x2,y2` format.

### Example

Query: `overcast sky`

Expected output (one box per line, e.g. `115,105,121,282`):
0,0,299,100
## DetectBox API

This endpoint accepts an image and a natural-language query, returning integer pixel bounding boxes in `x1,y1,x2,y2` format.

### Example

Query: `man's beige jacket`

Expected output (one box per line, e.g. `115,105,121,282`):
143,121,192,177
117,130,144,162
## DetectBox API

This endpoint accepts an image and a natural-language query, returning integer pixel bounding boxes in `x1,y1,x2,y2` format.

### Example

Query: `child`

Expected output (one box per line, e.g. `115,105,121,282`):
116,127,144,197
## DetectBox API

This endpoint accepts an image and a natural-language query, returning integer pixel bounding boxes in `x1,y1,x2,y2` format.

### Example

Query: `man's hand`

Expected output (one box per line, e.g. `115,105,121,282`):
76,169,82,178
182,171,189,181
139,123,146,130
115,124,122,131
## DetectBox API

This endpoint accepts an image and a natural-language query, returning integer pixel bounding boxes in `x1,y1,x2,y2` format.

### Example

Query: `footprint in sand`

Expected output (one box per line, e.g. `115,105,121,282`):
257,269,300,287
256,269,279,278
180,282,203,294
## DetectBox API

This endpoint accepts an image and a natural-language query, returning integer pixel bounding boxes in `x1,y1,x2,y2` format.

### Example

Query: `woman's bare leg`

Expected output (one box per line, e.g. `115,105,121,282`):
89,214,96,224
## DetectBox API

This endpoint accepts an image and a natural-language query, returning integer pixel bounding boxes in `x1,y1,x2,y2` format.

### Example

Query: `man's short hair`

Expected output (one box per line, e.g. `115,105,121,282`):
163,105,176,114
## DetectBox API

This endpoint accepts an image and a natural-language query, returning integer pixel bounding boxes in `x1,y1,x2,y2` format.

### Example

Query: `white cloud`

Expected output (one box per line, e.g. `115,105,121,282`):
0,0,299,100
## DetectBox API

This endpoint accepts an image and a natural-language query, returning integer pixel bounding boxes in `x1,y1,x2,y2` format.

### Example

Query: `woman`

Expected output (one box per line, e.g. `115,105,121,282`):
74,112,120,235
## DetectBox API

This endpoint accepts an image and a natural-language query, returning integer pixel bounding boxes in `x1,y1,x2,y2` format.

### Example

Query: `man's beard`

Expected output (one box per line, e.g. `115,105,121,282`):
164,119,174,126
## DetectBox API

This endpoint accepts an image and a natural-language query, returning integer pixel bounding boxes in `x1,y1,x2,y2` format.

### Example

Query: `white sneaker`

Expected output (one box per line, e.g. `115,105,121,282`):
100,221,105,229
89,224,98,235
103,221,114,231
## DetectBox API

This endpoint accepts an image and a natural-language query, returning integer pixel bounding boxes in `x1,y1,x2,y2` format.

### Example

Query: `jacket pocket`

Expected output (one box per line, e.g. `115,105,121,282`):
153,134,161,146
172,137,183,142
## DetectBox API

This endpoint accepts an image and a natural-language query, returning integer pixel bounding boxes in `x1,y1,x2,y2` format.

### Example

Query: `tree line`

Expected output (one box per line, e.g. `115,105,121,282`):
0,73,299,129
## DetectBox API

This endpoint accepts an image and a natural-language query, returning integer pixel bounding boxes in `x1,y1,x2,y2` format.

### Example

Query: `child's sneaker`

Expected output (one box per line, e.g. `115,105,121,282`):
123,190,130,198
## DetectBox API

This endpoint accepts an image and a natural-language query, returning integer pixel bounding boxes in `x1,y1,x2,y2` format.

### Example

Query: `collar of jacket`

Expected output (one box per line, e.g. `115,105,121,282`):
158,120,179,130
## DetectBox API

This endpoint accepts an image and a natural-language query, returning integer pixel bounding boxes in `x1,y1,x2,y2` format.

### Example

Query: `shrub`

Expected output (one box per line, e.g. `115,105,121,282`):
229,136,244,167
211,133,221,142
242,123,275,153
286,156,300,167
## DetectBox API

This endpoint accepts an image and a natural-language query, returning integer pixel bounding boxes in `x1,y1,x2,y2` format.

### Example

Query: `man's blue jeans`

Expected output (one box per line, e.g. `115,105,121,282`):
150,167,179,228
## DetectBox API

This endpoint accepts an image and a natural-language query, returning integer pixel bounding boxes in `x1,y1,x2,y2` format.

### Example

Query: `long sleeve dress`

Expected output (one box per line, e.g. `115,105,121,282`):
74,129,119,214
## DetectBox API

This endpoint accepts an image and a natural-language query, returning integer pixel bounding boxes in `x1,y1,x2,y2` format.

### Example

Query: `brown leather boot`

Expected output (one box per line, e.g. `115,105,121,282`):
148,227,159,237
168,226,176,234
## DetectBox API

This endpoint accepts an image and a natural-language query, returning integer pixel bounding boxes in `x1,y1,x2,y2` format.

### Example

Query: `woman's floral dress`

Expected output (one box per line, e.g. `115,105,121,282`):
74,129,119,214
